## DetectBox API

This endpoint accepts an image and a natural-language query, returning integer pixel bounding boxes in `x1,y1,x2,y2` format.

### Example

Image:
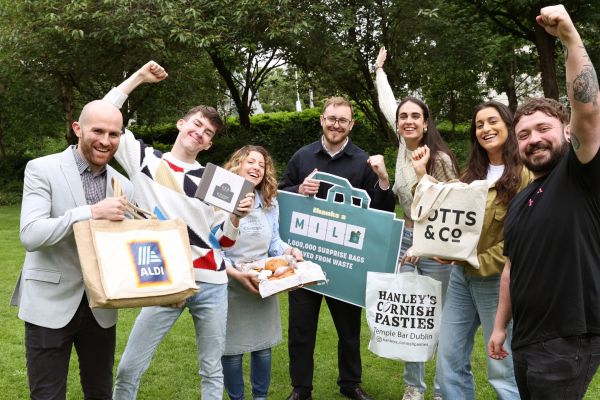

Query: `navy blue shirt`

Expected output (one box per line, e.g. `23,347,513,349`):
278,138,395,212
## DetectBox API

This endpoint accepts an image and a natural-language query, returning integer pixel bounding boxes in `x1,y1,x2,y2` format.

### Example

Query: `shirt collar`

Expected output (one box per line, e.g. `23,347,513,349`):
254,190,264,209
72,146,106,177
320,136,349,157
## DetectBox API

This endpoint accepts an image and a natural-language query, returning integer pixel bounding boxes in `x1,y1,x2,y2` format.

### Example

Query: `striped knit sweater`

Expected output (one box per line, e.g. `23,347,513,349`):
106,89,237,284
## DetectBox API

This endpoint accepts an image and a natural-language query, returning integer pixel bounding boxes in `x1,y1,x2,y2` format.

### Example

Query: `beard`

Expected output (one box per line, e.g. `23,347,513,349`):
522,139,569,174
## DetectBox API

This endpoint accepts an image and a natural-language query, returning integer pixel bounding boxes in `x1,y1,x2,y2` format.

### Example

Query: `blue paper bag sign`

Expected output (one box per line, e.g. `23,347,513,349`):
278,172,404,307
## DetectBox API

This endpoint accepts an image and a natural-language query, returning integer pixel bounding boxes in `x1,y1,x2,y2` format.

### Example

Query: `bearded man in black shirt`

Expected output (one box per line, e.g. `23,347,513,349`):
488,5,600,400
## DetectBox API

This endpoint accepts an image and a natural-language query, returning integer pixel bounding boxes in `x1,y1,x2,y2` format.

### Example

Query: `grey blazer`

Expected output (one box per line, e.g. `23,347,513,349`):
10,146,134,329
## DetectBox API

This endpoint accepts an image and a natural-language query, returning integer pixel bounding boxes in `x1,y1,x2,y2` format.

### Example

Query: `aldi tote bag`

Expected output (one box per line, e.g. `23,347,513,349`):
74,178,198,308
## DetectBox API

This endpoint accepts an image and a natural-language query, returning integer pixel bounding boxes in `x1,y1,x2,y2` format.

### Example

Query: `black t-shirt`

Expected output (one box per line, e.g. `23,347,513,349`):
504,146,600,349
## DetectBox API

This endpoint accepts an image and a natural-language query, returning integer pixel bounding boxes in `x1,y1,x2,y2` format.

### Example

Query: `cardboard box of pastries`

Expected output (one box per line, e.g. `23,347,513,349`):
238,255,326,298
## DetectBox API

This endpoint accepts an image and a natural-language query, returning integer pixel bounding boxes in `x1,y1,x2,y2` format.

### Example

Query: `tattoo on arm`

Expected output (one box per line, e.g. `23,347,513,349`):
572,64,599,105
571,134,581,151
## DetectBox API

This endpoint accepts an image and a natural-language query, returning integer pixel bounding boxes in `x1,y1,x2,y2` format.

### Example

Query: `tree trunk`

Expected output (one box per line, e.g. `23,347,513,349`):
449,90,457,133
506,48,518,113
207,50,252,130
534,23,559,100
0,127,6,159
62,84,76,145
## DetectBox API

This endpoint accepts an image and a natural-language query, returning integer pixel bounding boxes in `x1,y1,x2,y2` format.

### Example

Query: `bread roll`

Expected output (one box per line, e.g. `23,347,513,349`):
265,258,289,272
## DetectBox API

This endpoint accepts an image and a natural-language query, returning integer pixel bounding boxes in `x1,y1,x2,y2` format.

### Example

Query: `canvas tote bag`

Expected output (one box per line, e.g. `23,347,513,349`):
408,175,488,268
74,178,198,308
365,266,442,361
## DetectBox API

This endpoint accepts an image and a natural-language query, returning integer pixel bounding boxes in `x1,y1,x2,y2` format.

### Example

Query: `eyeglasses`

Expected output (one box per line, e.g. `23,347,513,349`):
323,116,352,127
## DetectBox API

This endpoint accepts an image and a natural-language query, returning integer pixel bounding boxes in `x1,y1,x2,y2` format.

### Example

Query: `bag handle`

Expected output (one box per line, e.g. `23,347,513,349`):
112,177,157,220
411,175,455,222
312,171,371,209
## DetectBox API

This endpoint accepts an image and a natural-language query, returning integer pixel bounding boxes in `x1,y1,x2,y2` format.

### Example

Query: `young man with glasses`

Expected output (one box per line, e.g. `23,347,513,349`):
279,96,395,400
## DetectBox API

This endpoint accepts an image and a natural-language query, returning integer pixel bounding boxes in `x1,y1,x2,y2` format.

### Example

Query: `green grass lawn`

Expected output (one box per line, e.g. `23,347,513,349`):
1,204,599,399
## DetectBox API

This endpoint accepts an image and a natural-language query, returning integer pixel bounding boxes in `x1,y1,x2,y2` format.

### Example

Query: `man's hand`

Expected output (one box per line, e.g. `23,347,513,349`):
367,155,390,190
536,5,577,42
115,60,168,96
411,145,430,180
137,61,168,84
375,47,387,70
91,196,127,220
488,328,510,360
163,301,186,308
298,169,320,196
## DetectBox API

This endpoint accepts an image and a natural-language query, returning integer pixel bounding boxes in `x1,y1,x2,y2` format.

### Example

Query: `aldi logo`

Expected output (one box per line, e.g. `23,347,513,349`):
129,241,172,286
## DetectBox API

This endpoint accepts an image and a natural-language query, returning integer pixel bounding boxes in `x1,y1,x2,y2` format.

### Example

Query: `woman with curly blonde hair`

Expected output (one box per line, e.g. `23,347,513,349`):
221,145,303,400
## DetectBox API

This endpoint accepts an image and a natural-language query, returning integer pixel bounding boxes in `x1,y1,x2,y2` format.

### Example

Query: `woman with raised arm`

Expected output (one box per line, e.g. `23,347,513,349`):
221,145,303,400
434,101,530,400
374,47,460,400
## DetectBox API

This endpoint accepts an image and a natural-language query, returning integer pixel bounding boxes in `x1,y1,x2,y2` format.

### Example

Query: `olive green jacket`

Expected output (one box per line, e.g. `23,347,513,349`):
466,167,532,277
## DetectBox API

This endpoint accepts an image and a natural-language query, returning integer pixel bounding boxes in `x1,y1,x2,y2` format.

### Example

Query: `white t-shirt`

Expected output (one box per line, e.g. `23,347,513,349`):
486,164,505,183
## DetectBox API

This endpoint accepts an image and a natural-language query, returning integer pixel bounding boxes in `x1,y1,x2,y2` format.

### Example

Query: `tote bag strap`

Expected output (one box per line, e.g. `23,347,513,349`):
111,177,157,220
411,176,456,222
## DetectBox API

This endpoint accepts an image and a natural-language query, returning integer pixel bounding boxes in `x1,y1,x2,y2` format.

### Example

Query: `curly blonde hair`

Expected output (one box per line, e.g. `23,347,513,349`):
223,145,278,208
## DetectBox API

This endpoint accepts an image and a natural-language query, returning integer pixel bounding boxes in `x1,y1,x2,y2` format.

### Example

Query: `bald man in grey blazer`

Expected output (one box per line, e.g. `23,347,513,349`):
10,99,134,400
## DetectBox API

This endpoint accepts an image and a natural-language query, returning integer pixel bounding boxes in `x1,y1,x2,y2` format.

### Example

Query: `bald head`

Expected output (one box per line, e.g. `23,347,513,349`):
72,100,124,172
78,100,123,129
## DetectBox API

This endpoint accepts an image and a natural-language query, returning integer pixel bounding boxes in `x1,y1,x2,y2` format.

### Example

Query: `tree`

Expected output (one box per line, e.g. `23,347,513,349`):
1,0,176,142
0,57,63,159
454,0,597,100
162,0,304,129
284,0,398,142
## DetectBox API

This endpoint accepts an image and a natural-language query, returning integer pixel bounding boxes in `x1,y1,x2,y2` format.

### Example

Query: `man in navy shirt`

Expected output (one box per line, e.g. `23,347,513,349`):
280,96,394,400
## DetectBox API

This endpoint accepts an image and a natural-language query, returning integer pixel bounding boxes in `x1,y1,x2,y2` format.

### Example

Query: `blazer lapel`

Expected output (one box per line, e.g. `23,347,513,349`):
106,168,116,197
60,146,87,206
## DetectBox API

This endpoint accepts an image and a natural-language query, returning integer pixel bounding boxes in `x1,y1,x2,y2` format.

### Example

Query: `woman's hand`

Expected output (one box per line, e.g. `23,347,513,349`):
227,267,260,294
411,145,430,180
230,192,255,227
286,247,304,261
401,254,420,266
375,47,387,70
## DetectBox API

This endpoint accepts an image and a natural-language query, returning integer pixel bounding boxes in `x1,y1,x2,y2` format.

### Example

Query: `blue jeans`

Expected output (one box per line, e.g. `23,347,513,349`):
437,266,519,400
113,282,227,400
399,227,451,396
222,348,272,400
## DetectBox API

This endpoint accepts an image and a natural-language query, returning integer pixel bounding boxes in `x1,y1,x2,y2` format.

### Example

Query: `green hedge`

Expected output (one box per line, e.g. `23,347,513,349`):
0,108,470,205
132,108,468,168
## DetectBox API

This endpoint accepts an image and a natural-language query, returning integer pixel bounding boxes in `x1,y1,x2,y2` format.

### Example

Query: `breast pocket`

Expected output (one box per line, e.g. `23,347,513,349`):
23,268,61,284
493,206,507,223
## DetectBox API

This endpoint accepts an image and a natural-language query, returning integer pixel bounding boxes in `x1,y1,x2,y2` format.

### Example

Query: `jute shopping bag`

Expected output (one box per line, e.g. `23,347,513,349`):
74,178,198,308
366,267,442,361
408,175,488,268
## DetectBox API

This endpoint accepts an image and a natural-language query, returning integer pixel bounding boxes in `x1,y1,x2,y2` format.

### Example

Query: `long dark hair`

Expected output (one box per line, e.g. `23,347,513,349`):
395,97,459,177
462,101,523,205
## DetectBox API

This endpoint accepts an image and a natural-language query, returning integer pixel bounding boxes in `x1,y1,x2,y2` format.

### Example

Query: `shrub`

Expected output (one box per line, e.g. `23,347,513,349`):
0,111,472,202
